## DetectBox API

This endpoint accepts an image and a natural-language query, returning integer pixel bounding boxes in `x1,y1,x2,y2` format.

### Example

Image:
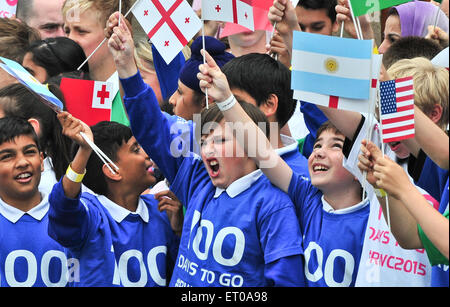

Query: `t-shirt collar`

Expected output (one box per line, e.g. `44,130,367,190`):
214,169,263,199
0,193,49,223
97,195,149,223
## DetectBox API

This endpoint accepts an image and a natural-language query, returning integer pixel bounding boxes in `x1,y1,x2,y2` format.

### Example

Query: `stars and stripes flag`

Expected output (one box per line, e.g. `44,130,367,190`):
379,76,415,143
202,0,254,31
132,0,202,64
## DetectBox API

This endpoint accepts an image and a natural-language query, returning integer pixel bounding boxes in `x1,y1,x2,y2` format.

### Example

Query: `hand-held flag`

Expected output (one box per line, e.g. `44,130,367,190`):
0,56,64,112
291,31,373,100
202,0,254,31
350,0,412,17
133,0,202,64
379,77,415,143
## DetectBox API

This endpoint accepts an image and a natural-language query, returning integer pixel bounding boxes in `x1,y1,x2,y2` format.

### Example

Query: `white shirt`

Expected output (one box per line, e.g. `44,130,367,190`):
214,169,263,199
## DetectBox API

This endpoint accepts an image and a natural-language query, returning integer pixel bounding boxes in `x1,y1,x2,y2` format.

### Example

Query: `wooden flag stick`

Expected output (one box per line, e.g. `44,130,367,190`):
77,0,142,71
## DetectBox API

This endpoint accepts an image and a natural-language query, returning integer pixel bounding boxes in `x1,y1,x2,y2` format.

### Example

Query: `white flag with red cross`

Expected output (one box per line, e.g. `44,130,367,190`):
202,0,254,31
132,0,202,64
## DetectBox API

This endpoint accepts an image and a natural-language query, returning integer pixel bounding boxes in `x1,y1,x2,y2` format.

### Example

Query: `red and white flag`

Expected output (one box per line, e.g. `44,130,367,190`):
202,0,254,31
133,0,202,64
60,78,115,126
379,76,415,143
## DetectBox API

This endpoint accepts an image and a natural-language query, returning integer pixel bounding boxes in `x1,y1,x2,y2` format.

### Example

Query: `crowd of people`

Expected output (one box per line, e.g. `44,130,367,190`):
0,0,448,287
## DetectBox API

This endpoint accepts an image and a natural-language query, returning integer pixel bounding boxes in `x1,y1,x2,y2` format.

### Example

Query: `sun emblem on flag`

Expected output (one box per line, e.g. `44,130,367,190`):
324,58,339,73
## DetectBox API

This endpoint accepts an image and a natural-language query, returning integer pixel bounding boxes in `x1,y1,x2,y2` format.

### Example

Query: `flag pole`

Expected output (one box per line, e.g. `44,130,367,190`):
347,0,362,39
376,85,391,232
77,0,142,71
432,1,443,30
118,0,122,26
201,18,209,109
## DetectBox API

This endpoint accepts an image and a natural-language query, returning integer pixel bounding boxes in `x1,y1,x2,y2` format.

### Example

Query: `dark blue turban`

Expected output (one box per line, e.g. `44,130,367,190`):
179,36,234,94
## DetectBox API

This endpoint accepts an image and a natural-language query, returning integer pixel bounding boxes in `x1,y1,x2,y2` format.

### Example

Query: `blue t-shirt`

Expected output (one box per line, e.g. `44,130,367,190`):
0,195,73,287
48,181,179,287
121,71,306,287
288,173,370,287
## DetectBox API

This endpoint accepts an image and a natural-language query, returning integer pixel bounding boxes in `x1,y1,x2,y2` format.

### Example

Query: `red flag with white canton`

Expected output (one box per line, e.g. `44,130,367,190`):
60,78,115,126
202,0,254,31
380,76,415,143
132,0,202,64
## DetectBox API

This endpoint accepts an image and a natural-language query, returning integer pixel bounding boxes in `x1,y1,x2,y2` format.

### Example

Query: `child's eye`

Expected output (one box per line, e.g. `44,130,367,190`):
24,149,38,155
333,143,343,149
313,143,322,150
0,153,12,161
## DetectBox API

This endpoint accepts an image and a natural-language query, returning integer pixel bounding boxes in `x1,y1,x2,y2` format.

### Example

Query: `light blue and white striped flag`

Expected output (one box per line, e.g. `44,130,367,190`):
291,31,373,100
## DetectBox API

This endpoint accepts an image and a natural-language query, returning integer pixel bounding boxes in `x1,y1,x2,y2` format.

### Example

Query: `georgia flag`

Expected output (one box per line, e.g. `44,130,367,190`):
202,0,254,31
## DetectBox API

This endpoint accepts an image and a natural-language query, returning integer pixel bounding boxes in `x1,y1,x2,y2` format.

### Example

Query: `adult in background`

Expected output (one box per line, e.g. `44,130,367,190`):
16,0,66,38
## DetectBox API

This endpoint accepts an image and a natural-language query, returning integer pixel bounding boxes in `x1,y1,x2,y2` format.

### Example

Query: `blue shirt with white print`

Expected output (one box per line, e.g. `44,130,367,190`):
120,71,306,287
48,181,179,287
0,194,72,287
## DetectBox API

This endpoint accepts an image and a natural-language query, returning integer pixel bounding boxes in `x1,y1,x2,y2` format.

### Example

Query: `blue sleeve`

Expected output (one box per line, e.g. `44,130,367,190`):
47,179,91,249
300,101,328,158
121,71,192,184
264,255,306,287
152,45,185,100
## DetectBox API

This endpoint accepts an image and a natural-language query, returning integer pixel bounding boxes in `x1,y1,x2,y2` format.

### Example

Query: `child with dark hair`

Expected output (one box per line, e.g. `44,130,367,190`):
48,114,182,286
297,0,339,34
22,37,88,83
0,83,72,195
0,117,73,287
108,18,305,287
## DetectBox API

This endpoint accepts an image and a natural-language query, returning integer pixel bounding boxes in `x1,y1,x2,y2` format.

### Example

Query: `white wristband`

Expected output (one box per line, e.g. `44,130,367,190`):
216,94,236,111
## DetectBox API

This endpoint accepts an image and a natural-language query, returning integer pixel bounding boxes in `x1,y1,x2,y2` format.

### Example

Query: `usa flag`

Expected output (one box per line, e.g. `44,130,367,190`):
379,76,415,143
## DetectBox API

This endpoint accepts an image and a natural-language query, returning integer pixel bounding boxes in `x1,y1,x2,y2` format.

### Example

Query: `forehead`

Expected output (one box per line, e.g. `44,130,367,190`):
384,15,401,33
64,5,103,27
0,135,37,150
201,119,228,139
296,6,331,23
316,128,345,142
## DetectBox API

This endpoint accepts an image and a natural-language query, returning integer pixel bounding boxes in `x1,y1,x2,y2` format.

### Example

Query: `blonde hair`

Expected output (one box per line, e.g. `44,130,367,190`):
387,57,449,130
62,0,132,27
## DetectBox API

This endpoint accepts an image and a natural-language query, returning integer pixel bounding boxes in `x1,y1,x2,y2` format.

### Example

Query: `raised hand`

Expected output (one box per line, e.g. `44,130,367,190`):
107,12,137,79
154,189,184,236
197,49,233,103
57,111,93,151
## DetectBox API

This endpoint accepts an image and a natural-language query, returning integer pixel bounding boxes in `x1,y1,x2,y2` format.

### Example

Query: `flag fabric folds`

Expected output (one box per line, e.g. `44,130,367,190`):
0,56,63,112
350,0,412,16
132,0,202,64
202,0,254,31
379,76,415,143
291,31,373,100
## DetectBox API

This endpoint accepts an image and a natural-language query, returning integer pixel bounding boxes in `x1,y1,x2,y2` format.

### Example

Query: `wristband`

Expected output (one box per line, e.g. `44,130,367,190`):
65,164,86,183
216,94,236,112
374,188,387,197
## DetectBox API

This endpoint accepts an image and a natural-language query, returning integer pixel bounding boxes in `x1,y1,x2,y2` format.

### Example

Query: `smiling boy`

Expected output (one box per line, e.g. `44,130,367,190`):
0,117,72,287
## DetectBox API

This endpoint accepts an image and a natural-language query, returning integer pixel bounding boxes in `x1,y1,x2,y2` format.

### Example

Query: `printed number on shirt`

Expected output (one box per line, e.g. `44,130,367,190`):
188,210,245,267
304,241,355,287
112,246,167,287
2,250,79,287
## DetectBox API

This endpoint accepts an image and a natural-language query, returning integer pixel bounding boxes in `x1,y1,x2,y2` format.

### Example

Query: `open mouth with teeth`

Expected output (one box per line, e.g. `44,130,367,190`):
206,158,220,178
312,164,329,173
15,172,33,183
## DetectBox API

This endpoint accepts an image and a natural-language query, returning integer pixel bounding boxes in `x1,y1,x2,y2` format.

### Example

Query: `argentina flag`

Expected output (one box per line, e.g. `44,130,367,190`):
291,31,373,100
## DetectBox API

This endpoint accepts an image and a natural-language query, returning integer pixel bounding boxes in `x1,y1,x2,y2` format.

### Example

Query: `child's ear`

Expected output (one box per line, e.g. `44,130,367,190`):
40,152,44,173
27,118,41,136
259,94,279,120
102,164,122,182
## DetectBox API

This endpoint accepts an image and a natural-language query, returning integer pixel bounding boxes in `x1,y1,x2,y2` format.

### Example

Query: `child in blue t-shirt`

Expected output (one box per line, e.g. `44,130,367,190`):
198,50,372,287
108,18,305,287
0,117,73,287
48,114,181,287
